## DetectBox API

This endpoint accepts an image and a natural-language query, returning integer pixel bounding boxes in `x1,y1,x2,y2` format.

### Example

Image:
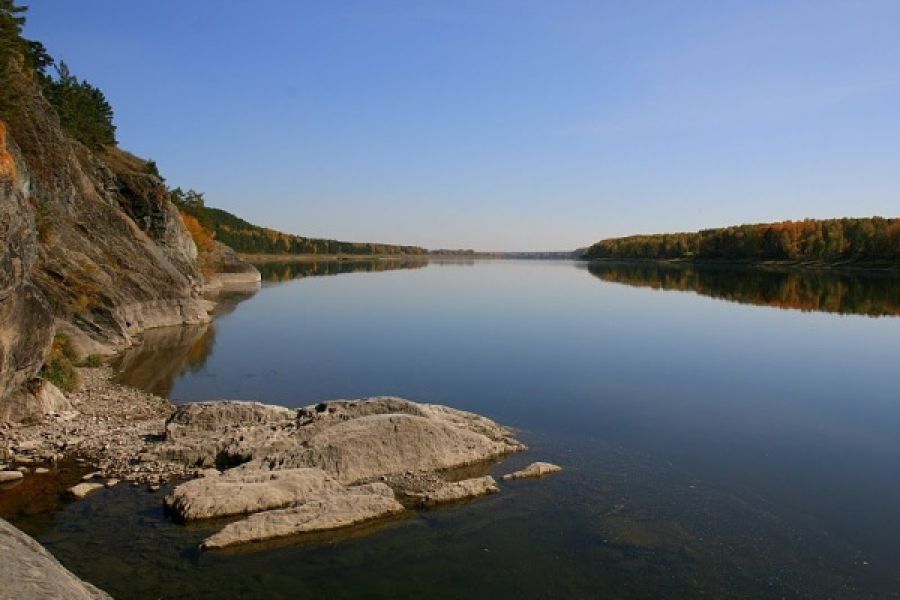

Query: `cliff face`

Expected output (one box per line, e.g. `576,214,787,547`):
0,67,209,422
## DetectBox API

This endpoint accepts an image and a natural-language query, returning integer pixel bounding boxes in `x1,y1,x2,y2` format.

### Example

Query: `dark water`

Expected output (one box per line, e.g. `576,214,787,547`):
9,259,900,599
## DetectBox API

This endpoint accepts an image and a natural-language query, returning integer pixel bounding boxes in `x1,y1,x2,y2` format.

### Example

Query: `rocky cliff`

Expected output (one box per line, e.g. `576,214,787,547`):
0,64,211,422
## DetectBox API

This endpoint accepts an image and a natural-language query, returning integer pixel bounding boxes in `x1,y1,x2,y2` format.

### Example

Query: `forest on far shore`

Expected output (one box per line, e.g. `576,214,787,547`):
583,218,900,263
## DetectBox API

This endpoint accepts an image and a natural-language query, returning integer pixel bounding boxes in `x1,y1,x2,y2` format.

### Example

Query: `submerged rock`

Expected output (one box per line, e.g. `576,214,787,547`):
501,462,563,480
201,483,404,550
68,482,105,500
0,518,111,599
408,475,500,507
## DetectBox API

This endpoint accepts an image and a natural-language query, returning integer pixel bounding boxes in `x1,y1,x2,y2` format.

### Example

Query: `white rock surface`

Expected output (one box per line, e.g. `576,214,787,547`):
165,467,344,521
68,482,105,499
501,462,563,480
202,483,404,549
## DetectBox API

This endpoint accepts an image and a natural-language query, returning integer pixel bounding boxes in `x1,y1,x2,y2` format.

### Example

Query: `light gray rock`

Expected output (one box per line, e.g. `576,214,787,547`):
68,482,105,499
502,461,563,480
0,470,24,483
0,518,111,599
165,467,344,521
201,483,404,550
408,475,500,507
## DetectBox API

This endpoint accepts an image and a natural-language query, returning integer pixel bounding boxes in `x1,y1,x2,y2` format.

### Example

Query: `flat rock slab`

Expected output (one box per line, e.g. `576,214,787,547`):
0,518,111,599
68,482,105,500
165,467,344,521
409,475,500,507
202,483,404,550
502,462,563,480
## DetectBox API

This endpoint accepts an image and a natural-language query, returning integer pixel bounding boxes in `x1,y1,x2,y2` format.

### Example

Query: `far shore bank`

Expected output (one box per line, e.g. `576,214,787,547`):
240,253,429,264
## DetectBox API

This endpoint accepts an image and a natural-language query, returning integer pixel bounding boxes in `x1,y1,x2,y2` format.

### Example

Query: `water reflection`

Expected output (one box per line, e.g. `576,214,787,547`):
254,258,428,283
587,261,900,317
113,289,256,396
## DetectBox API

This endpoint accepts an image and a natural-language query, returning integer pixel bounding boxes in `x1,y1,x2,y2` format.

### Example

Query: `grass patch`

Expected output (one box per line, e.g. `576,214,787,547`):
41,334,80,392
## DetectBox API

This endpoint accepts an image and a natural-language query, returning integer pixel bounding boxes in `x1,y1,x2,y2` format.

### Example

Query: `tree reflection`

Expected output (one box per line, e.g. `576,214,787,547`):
587,262,900,317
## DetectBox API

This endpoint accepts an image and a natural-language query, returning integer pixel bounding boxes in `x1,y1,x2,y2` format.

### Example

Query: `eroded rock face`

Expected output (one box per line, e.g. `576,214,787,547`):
0,64,224,421
0,137,55,422
0,518,111,599
159,398,526,548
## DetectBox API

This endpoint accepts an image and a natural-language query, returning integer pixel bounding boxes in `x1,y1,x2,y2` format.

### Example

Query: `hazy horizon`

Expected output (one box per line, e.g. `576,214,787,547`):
25,1,900,251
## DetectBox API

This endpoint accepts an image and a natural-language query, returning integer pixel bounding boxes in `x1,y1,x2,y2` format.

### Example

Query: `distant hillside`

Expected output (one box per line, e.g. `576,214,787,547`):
172,190,427,256
583,218,900,263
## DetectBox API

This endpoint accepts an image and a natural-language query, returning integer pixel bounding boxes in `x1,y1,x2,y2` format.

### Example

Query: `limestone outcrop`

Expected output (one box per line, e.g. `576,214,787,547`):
0,518,111,599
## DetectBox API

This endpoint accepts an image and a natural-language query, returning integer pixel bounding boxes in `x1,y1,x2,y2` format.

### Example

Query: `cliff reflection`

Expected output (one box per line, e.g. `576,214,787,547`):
255,258,428,283
113,289,256,397
587,262,900,317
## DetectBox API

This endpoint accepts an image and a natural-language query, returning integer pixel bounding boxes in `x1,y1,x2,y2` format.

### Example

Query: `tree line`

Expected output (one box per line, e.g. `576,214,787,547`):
170,187,428,256
1,0,116,147
583,218,900,263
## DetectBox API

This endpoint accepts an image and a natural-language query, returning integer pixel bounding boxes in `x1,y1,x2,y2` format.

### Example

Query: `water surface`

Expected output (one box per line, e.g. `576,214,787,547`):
10,259,900,598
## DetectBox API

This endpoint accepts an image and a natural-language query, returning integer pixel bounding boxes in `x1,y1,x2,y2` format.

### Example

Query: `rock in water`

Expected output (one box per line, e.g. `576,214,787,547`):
0,518,111,599
408,475,500,507
0,470,24,483
501,462,563,480
158,397,528,549
165,467,344,521
68,482,105,500
201,483,404,550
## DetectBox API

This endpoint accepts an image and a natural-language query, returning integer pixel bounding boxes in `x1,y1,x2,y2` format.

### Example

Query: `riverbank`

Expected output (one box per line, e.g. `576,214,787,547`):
0,367,197,489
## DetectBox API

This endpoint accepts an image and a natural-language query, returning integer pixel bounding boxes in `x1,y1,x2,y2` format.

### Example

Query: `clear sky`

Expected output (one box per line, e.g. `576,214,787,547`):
23,1,900,251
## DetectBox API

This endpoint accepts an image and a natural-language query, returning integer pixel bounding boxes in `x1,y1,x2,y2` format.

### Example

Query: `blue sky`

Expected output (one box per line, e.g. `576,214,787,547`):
24,1,900,251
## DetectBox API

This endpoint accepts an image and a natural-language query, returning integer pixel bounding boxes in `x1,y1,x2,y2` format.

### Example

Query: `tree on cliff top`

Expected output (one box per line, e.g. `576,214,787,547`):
1,1,116,148
42,61,117,147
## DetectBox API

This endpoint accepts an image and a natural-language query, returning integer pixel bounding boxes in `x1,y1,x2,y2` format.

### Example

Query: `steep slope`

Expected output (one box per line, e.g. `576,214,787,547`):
0,59,209,421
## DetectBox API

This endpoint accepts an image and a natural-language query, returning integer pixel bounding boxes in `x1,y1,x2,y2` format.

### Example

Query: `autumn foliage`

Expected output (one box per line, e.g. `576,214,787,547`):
585,218,900,263
180,212,216,253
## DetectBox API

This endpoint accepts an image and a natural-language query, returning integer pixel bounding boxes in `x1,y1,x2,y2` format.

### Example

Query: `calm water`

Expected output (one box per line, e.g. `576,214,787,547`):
9,259,900,599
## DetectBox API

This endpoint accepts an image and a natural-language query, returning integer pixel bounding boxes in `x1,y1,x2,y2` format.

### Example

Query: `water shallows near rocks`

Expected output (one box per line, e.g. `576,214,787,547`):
2,367,560,555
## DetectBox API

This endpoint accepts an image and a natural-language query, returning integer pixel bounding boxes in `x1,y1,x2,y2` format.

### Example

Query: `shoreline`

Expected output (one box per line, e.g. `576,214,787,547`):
240,253,429,264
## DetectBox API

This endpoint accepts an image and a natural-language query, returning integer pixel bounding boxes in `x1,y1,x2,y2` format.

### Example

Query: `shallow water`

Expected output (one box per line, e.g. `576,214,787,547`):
8,259,900,598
